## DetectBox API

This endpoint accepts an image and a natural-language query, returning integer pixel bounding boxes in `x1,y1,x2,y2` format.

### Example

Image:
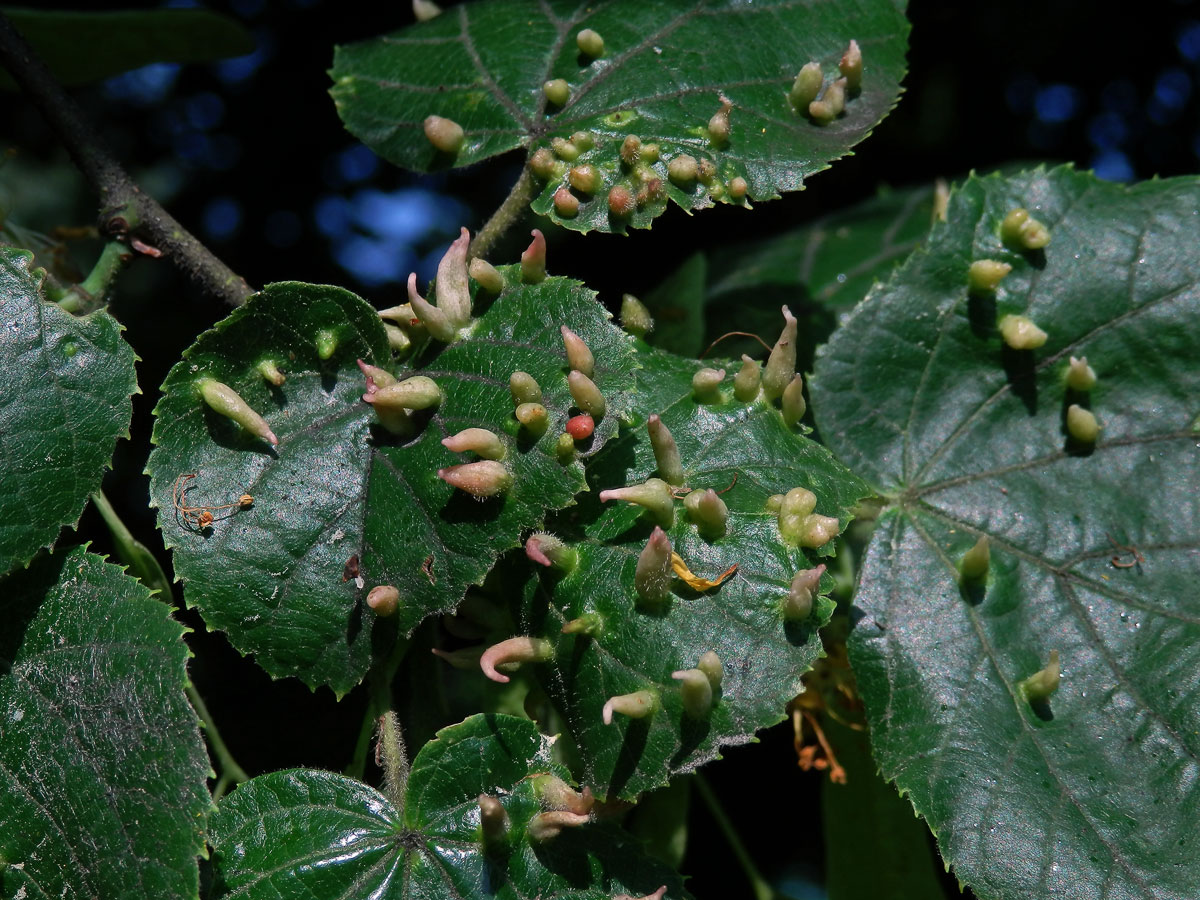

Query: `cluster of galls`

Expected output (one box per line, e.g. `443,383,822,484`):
788,40,863,124
965,207,1103,445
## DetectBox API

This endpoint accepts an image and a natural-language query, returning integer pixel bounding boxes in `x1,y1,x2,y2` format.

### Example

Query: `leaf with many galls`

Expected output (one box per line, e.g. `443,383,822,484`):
208,714,689,900
811,166,1200,900
329,0,909,233
147,235,636,694
487,330,870,799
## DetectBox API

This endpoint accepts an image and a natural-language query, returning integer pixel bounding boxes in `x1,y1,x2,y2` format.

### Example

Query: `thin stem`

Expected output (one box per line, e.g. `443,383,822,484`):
0,13,253,306
693,772,777,900
90,489,174,599
377,710,408,813
471,165,535,261
345,634,410,784
186,682,251,799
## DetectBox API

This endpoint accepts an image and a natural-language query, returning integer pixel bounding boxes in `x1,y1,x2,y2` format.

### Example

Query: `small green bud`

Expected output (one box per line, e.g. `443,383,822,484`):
968,259,1013,293
570,131,595,150
708,97,732,146
783,564,825,620
647,414,684,485
479,636,554,683
527,810,590,842
553,186,580,218
316,329,338,360
478,794,509,843
1066,404,1100,443
692,367,725,403
526,532,577,571
671,668,713,718
257,359,286,386
668,154,698,185
568,369,606,419
765,493,784,513
423,115,465,155
1066,356,1096,391
198,379,278,445
959,535,990,582
1019,650,1061,703
521,229,547,284
543,78,570,106
641,143,661,163
789,62,823,111
697,651,723,689
999,314,1048,350
809,77,846,123
561,325,595,378
435,226,472,328
634,525,674,604
530,147,559,179
555,431,576,463
509,370,543,405
438,460,512,498
532,773,594,814
839,39,862,91
603,690,658,725
370,376,442,411
763,305,798,401
621,293,654,338
777,487,816,544
384,323,412,353
685,488,728,540
799,514,839,548
551,136,580,161
569,164,602,194
366,585,400,617
442,427,506,460
562,612,604,637
728,176,748,200
469,257,504,294
515,402,549,434
620,134,642,167
407,273,457,342
608,185,636,218
1001,207,1051,250
576,27,605,58
781,374,806,427
733,354,761,401
601,478,675,527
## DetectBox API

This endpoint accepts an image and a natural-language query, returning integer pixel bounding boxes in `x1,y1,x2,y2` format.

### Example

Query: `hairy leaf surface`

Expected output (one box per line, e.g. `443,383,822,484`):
147,275,634,694
811,167,1200,899
0,547,209,900
209,714,688,900
0,248,137,573
330,0,909,233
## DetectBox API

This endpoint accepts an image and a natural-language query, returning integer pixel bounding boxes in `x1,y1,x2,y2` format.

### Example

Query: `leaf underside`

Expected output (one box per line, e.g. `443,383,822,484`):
208,714,689,900
812,166,1200,899
330,0,909,233
0,248,138,574
147,275,635,694
514,345,870,799
0,547,210,900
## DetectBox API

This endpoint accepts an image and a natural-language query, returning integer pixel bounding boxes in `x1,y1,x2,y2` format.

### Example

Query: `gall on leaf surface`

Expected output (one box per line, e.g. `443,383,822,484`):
811,166,1200,900
208,713,689,900
329,0,909,233
0,546,209,900
0,247,138,573
517,346,870,799
147,274,635,695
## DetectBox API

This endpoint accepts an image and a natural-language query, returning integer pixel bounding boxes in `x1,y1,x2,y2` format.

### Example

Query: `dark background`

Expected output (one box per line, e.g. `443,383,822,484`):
4,1,1197,896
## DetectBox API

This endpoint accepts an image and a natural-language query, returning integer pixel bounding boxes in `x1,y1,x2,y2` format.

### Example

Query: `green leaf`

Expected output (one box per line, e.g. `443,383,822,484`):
641,252,707,358
0,8,256,91
811,166,1200,898
208,713,689,900
516,346,870,799
330,0,909,234
147,276,635,694
0,247,138,574
0,546,210,900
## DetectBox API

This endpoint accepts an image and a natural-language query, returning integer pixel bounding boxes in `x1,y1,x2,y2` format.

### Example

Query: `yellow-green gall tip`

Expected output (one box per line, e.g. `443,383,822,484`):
668,154,698,185
423,115,465,154
839,39,862,91
692,367,725,403
608,185,636,218
551,136,580,161
543,78,570,107
697,651,723,689
603,690,658,725
781,374,806,427
530,147,559,179
959,535,990,582
601,480,674,529
1066,404,1100,443
561,613,603,637
509,370,543,405
671,668,714,718
728,176,748,200
708,98,732,146
809,78,846,123
647,413,684,485
367,585,400,617
999,314,1048,350
412,0,442,22
198,378,278,445
789,61,822,111
684,488,728,539
734,354,761,401
619,135,642,167
521,229,547,284
1066,356,1097,391
566,167,597,199
968,259,1013,293
515,402,549,434
1001,207,1051,250
438,460,512,497
480,636,554,684
1019,650,1061,703
576,27,604,59
553,186,580,218
568,370,606,419
621,293,654,338
469,257,504,294
561,325,595,378
442,427,506,460
316,329,338,360
256,359,285,386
